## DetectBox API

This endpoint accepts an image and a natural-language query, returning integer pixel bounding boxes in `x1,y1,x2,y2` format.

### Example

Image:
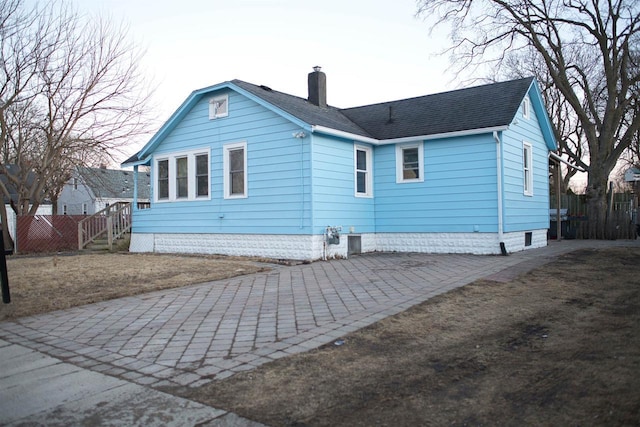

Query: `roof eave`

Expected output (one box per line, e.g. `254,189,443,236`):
121,154,152,168
131,81,313,163
526,80,558,151
311,124,510,145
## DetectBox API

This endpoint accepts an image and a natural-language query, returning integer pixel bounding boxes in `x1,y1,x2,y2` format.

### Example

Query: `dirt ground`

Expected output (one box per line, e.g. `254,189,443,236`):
2,247,639,425
0,252,270,321
173,247,640,426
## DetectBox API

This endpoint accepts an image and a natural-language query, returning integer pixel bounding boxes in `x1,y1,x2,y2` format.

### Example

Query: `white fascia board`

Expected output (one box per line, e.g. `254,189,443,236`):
310,125,378,144
311,124,509,145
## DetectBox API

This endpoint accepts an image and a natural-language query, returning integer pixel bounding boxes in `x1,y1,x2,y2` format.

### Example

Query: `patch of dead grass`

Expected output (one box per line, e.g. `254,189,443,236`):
0,252,270,321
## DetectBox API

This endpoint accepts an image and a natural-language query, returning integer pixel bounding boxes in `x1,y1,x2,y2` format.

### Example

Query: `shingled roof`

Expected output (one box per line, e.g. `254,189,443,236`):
78,167,150,200
123,75,541,167
235,77,534,140
232,79,374,137
342,77,535,139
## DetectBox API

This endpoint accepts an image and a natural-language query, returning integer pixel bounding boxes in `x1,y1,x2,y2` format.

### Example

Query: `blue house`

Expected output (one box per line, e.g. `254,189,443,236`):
122,68,556,260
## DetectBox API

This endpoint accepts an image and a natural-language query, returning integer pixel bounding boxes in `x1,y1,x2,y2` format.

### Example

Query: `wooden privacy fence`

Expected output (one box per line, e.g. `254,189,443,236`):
551,193,638,239
16,215,84,253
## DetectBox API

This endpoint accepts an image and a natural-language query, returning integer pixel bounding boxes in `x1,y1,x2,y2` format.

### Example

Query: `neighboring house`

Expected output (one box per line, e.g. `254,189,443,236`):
1,165,52,240
57,167,150,215
122,68,557,260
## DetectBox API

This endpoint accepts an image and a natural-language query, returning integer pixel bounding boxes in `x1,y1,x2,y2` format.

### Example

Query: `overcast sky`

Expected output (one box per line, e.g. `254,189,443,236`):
81,0,455,120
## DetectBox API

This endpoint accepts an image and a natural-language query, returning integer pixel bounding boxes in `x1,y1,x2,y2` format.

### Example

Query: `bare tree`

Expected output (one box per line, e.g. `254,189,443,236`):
0,0,152,248
496,50,586,193
417,0,640,238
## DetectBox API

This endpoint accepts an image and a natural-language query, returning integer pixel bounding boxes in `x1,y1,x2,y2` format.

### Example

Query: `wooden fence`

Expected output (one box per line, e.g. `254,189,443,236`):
550,193,638,239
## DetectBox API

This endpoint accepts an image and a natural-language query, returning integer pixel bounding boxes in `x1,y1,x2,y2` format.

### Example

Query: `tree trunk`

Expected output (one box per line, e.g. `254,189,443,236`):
585,169,609,239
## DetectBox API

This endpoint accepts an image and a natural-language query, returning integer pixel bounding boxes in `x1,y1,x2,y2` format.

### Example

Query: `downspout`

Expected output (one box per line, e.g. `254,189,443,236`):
493,131,508,255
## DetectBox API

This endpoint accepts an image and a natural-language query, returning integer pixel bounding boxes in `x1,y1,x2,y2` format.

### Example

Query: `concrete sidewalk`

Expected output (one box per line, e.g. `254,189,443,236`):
0,338,257,426
1,239,637,425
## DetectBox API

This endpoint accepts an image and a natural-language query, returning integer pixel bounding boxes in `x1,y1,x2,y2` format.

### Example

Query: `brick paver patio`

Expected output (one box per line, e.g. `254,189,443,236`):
1,240,637,389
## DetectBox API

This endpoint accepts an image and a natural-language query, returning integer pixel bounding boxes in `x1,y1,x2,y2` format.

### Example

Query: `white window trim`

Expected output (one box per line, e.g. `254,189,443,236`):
209,94,229,119
395,142,424,183
523,141,533,196
522,95,531,119
223,141,248,199
354,144,373,198
154,148,211,202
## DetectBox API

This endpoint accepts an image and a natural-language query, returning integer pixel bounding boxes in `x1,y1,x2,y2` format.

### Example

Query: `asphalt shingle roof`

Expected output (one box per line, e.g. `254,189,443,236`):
123,76,537,167
232,79,374,137
79,167,150,200
235,77,534,140
342,77,534,139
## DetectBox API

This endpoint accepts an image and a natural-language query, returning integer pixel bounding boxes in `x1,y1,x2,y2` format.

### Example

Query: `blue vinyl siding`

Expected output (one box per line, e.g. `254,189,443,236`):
501,93,550,232
132,83,554,243
375,134,499,233
133,90,312,235
311,135,375,233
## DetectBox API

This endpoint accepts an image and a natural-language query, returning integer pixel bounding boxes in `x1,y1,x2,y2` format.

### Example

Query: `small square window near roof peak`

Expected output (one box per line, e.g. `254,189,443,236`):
522,95,530,119
209,95,228,119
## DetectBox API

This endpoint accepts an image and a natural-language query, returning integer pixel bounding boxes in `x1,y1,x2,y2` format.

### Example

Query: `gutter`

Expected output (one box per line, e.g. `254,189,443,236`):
549,152,586,172
310,125,509,145
493,131,508,256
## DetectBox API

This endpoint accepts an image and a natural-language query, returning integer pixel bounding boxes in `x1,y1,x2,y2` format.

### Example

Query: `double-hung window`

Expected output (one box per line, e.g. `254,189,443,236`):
354,145,372,197
396,142,424,183
523,142,533,196
224,142,247,199
155,149,210,202
157,159,169,200
176,156,188,199
195,154,209,197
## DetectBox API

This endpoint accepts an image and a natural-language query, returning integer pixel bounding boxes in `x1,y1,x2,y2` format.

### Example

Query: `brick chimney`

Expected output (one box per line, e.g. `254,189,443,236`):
308,66,327,107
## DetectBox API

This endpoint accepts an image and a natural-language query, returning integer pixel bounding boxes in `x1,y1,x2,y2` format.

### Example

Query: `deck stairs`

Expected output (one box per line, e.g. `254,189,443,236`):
78,202,132,251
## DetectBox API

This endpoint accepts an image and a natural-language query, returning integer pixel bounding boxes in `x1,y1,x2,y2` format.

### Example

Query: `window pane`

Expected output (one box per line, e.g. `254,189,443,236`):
230,149,244,172
196,154,208,175
229,148,245,195
231,171,244,194
176,157,188,198
196,154,208,197
403,147,419,179
356,150,367,170
357,171,366,194
158,159,169,199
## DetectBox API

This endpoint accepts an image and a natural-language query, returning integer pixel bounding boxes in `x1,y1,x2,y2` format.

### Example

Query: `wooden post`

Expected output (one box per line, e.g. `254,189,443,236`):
78,222,83,250
107,216,113,250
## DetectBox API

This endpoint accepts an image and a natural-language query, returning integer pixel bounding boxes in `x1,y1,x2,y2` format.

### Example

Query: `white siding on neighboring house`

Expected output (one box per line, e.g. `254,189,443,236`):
3,204,53,240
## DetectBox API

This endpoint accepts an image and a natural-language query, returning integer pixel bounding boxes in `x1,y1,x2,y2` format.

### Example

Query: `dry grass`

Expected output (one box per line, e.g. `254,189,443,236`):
175,247,640,426
0,252,270,321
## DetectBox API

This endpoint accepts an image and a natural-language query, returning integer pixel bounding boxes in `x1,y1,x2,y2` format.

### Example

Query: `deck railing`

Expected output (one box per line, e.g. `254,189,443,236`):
78,202,132,250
